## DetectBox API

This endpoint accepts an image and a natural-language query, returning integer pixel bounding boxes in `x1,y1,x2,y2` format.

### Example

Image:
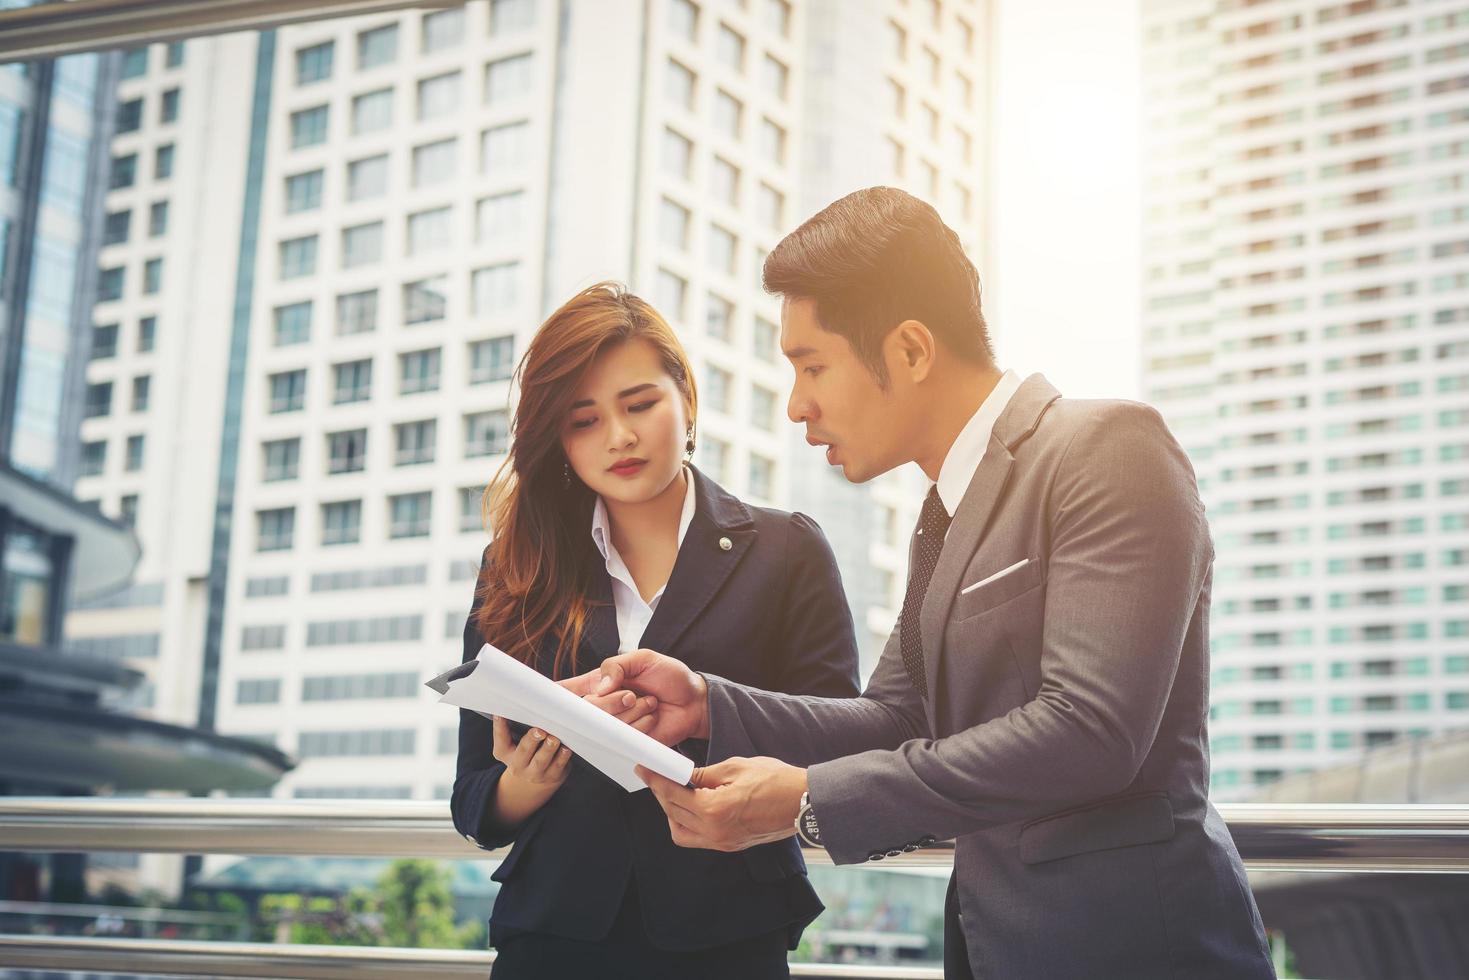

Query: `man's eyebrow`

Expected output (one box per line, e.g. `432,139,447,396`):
782,345,819,360
569,382,659,410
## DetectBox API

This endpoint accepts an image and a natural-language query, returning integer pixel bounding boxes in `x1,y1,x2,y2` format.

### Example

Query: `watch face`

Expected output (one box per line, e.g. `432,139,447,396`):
800,807,821,844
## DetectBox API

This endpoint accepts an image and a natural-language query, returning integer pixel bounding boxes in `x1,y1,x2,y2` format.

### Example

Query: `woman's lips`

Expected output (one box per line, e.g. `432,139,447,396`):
609,459,647,477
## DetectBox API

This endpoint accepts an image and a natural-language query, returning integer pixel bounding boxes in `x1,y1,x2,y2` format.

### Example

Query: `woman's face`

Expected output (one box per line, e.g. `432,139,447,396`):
560,338,691,505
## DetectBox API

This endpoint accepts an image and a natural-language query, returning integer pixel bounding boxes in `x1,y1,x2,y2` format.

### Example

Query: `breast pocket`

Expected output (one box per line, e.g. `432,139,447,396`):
953,556,1044,622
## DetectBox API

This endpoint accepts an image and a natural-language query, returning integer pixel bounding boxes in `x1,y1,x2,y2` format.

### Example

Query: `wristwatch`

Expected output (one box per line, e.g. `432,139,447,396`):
794,791,822,847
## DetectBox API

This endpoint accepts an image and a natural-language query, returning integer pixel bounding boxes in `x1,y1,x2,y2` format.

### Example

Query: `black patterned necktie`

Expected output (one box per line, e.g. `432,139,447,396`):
899,486,952,697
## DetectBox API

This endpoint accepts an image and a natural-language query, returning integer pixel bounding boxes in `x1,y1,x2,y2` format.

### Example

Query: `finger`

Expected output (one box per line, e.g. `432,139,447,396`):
613,695,658,726
630,714,657,734
491,716,511,762
582,689,638,715
594,655,634,695
551,746,573,771
512,728,545,769
636,766,705,827
526,733,561,774
557,666,602,698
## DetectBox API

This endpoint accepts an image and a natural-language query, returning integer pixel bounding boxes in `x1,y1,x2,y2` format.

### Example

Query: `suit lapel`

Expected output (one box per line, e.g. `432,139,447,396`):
577,567,620,668
636,466,755,655
918,374,1062,709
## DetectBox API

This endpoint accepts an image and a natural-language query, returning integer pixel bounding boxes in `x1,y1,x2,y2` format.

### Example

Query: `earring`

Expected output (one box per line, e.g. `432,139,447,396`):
562,461,571,490
685,426,696,458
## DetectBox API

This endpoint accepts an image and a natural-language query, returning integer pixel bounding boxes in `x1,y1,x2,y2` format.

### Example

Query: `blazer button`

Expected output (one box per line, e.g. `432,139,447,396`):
919,835,937,846
886,848,904,858
902,843,920,852
867,851,885,862
718,536,732,551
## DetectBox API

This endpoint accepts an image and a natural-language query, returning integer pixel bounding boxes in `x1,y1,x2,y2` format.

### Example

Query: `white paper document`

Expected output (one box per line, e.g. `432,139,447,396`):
427,643,695,793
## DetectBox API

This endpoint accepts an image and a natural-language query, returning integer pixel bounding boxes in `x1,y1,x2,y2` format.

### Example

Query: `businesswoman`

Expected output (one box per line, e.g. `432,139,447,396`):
450,282,859,979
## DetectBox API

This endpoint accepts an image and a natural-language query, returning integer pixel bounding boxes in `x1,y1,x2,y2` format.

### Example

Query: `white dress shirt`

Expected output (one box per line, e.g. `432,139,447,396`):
590,466,698,653
934,369,1023,520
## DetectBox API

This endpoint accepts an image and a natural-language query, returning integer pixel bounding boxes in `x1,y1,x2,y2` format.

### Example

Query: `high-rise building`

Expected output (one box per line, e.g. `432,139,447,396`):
1140,0,1469,801
70,0,992,805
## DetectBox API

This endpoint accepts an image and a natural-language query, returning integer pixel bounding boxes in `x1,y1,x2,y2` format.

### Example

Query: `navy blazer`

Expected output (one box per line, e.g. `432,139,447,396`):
451,466,860,950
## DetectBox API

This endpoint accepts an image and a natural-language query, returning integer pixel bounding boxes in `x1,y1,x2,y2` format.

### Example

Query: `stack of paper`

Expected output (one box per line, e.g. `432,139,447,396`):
427,643,695,792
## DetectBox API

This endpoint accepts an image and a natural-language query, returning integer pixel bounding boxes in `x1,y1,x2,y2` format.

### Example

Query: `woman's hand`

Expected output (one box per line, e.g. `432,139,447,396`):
489,716,573,826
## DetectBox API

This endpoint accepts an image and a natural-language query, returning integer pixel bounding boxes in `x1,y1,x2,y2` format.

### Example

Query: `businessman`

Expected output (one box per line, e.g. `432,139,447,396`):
573,187,1275,979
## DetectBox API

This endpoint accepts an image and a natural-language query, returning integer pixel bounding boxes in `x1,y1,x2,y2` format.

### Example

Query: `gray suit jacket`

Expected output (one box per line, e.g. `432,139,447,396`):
704,375,1275,979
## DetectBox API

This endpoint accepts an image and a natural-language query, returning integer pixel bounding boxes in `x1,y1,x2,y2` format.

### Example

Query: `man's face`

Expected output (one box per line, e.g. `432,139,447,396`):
781,297,908,484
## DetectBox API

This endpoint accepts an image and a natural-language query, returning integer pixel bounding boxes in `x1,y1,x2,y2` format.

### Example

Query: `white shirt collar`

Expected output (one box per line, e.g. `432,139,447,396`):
934,369,1023,517
591,464,698,566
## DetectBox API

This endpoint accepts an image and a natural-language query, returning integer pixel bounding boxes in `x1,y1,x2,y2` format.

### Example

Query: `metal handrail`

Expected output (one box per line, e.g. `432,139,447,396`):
0,798,1467,873
0,936,945,979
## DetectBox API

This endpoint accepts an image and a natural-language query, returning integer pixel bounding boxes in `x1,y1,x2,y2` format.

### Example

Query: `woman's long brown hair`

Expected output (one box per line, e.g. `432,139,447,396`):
472,282,698,679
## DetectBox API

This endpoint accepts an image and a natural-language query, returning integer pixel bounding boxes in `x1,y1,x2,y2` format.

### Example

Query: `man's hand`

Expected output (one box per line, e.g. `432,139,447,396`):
635,757,808,852
561,649,710,744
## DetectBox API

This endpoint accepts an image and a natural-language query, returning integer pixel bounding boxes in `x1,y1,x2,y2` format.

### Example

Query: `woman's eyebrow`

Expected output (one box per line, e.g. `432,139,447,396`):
569,382,659,410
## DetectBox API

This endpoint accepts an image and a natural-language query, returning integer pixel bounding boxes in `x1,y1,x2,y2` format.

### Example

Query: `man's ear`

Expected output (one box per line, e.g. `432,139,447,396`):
890,319,936,382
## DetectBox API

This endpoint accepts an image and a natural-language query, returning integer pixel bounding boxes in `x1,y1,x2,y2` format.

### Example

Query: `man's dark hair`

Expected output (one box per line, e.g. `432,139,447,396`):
762,186,993,386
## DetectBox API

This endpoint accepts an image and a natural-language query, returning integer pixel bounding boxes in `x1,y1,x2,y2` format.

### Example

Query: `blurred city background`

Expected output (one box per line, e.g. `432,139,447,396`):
0,0,1466,977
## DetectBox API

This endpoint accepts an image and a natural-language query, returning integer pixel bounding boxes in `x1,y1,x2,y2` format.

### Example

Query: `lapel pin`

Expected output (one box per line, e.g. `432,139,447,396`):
718,536,732,551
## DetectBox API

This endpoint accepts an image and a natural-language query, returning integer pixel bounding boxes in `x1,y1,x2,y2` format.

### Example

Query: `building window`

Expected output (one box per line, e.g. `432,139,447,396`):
481,122,529,173
290,105,329,148
659,197,690,251
321,499,362,546
753,317,777,363
389,491,432,538
91,323,119,359
484,53,533,103
465,410,509,457
120,47,148,79
761,54,788,99
490,0,536,34
656,269,687,322
154,143,174,179
268,370,307,414
458,486,484,532
102,210,131,246
468,336,515,383
148,200,168,237
412,138,457,187
400,348,442,394
422,7,465,52
285,169,323,213
764,0,791,37
115,98,142,133
476,191,526,244
109,153,137,190
159,87,180,124
351,88,393,135
257,507,295,552
273,301,312,346
662,127,693,181
666,59,696,111
341,221,384,269
336,289,378,335
751,384,777,431
358,23,399,69
118,494,139,528
327,429,368,474
166,41,185,68
710,156,739,206
404,276,448,325
97,267,123,302
333,359,373,404
142,257,162,294
713,89,742,138
295,41,334,85
757,183,783,231
263,438,300,482
706,293,734,343
131,375,150,412
395,419,437,466
471,263,519,314
417,71,461,120
124,435,145,472
759,118,786,164
700,435,729,482
279,235,318,279
704,364,731,413
137,316,156,352
80,440,106,477
708,224,736,275
749,453,774,500
407,207,452,256
236,679,281,705
716,24,745,71
347,153,388,201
